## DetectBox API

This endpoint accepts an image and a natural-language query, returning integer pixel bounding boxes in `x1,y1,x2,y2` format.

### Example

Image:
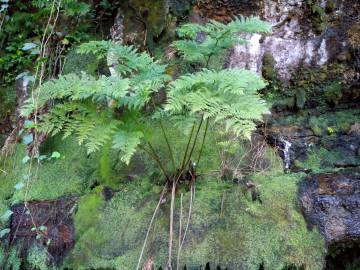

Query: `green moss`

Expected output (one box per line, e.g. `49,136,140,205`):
262,52,277,80
63,48,103,76
324,81,342,106
26,245,52,270
1,136,99,203
74,190,105,239
284,109,359,137
294,147,353,172
63,170,325,269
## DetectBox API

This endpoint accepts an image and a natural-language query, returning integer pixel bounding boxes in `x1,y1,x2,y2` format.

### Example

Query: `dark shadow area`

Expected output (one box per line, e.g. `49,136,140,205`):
326,240,360,270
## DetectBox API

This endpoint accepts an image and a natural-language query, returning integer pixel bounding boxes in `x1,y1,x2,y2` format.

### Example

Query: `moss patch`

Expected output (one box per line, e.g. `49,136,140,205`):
63,170,325,269
0,137,100,205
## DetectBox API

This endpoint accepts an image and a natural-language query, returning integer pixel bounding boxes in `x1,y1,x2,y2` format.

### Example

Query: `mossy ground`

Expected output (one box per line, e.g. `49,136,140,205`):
0,121,326,269
63,171,325,269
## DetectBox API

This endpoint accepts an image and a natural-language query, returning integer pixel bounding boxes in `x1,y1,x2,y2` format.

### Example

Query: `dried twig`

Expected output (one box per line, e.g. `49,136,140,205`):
176,193,183,270
136,185,167,270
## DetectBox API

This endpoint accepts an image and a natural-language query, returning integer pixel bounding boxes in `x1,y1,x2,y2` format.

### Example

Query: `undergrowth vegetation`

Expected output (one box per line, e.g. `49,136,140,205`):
0,5,333,269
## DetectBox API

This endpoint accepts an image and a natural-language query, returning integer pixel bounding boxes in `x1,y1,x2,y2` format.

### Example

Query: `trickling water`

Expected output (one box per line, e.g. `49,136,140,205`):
281,138,292,170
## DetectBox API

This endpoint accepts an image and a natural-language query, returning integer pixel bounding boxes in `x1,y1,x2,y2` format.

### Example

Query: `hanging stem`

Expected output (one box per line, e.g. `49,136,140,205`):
176,193,183,270
184,116,204,169
136,185,167,270
180,122,196,173
179,183,194,252
160,119,177,173
141,142,170,182
167,181,176,269
196,118,209,168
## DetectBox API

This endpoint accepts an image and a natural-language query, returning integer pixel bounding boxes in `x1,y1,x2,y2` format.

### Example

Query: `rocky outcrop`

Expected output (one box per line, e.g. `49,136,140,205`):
299,170,360,244
226,0,359,81
9,198,76,265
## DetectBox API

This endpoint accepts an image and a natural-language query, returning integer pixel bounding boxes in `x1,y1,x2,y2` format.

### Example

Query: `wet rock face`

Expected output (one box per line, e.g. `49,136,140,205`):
299,170,360,244
194,0,260,21
263,112,360,171
224,0,359,80
264,124,319,169
10,198,76,265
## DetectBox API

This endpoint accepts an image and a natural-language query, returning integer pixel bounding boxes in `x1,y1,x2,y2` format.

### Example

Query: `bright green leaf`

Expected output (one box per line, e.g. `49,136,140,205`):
1,210,13,223
0,228,10,238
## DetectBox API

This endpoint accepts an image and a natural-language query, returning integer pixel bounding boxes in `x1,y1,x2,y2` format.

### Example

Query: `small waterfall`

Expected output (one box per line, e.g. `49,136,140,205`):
281,138,292,170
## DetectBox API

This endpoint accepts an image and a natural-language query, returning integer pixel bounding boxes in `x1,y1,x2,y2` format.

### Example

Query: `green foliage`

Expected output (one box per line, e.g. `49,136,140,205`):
39,102,121,154
1,137,99,203
306,0,327,34
0,245,22,270
23,42,170,162
0,85,16,121
324,81,343,105
166,69,269,138
305,109,359,136
76,40,113,60
173,17,271,66
64,172,325,269
26,245,51,270
265,63,348,111
0,0,96,87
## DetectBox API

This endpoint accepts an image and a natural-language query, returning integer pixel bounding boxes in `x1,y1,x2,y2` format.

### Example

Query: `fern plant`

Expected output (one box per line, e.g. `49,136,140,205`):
22,16,271,269
22,41,170,163
22,16,271,176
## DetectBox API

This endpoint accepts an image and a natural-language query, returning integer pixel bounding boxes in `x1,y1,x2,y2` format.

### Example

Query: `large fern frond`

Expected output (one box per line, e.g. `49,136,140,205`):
39,102,121,154
112,130,144,164
77,40,113,59
173,17,271,65
166,68,269,138
21,72,130,115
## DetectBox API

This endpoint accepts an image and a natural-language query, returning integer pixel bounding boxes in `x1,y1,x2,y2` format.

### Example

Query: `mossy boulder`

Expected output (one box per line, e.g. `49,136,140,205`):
63,172,325,269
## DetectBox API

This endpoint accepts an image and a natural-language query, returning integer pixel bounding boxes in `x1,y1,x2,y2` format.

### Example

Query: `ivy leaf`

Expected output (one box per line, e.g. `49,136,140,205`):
22,156,30,164
38,225,47,231
30,48,40,55
24,120,36,129
22,134,33,145
0,228,10,238
37,155,48,161
0,4,8,12
51,151,61,159
14,182,25,190
22,42,37,51
1,210,13,223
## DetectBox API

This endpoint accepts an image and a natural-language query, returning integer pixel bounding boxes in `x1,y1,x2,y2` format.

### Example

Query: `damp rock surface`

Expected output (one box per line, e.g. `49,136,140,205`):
9,197,76,265
225,0,359,80
299,170,360,244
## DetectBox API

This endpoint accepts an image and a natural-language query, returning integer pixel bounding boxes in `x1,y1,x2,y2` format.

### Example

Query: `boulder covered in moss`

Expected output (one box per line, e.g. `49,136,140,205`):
63,172,325,269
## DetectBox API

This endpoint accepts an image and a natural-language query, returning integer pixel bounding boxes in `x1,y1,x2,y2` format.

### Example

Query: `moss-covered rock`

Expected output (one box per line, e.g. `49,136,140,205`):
63,170,325,269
